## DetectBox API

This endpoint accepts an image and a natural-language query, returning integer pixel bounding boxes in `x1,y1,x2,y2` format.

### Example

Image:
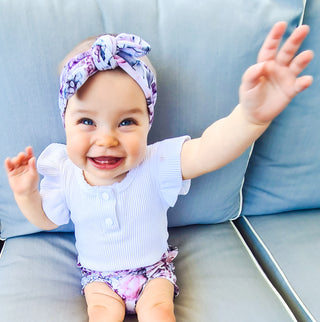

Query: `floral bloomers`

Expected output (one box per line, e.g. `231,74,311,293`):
77,247,179,314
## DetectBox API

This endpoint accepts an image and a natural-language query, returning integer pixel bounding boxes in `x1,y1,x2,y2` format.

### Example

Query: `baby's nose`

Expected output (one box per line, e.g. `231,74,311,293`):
96,132,119,147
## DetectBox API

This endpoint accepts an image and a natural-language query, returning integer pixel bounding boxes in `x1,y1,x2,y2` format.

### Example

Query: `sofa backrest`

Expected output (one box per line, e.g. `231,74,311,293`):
242,0,320,216
0,0,318,239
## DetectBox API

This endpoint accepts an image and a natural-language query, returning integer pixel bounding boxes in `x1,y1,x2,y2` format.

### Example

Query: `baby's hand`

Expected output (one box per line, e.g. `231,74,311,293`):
239,21,314,125
4,147,39,196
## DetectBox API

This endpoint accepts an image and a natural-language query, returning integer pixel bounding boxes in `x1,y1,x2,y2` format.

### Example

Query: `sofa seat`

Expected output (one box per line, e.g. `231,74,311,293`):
235,209,320,321
0,223,296,322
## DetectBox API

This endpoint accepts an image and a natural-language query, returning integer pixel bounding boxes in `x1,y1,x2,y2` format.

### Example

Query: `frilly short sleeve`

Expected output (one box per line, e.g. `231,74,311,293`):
37,143,70,226
156,136,191,207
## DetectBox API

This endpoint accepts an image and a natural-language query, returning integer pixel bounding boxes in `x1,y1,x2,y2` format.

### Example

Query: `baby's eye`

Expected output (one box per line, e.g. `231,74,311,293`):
79,118,94,126
119,119,136,127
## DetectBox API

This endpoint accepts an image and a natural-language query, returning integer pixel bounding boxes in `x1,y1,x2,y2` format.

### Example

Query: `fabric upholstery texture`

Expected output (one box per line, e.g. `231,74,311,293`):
0,225,295,321
0,0,306,239
242,0,320,216
239,209,320,320
0,0,319,321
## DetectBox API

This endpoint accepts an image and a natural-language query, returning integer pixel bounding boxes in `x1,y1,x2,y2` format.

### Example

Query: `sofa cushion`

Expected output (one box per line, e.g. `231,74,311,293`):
0,0,306,239
0,224,296,321
241,0,320,216
236,209,320,320
120,0,306,227
0,0,104,238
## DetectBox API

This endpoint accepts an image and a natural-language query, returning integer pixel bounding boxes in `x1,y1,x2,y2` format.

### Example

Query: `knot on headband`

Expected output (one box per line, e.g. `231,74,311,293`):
59,33,157,125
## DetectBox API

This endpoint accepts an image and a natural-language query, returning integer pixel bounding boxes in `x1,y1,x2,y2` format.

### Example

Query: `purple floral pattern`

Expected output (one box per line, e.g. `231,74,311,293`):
78,247,179,314
59,33,157,125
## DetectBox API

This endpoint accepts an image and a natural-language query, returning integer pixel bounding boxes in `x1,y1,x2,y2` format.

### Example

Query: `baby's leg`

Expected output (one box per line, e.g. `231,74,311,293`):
84,281,125,322
136,278,176,322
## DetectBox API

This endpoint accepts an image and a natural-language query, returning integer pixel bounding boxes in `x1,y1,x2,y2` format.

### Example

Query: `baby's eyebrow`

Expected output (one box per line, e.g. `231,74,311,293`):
70,108,96,116
68,106,146,118
124,108,145,115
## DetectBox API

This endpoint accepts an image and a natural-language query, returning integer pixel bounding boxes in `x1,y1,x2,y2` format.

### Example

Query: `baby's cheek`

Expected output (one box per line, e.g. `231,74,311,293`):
128,133,147,152
130,142,147,164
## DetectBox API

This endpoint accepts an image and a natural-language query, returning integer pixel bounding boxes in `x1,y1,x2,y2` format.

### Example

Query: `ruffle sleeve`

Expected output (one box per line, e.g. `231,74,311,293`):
37,143,70,226
156,136,191,207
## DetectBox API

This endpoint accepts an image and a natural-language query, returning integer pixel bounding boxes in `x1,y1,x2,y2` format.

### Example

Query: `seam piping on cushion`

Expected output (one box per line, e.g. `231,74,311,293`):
233,143,255,221
0,239,5,258
300,0,307,26
230,220,297,321
233,216,316,322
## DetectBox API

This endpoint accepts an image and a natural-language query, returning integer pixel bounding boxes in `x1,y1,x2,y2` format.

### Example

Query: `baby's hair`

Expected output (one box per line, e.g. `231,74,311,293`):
58,34,157,77
58,35,99,73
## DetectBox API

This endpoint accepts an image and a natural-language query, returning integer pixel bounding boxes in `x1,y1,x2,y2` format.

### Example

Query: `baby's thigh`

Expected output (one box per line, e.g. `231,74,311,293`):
136,278,175,322
84,281,126,321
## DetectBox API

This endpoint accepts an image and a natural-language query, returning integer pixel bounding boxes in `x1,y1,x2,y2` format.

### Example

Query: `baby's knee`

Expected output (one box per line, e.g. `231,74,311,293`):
138,301,176,322
84,282,125,321
152,301,176,321
86,291,125,322
87,304,110,321
87,302,125,322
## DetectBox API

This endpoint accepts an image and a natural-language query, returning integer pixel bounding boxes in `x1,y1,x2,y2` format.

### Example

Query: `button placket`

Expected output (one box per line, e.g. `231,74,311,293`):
105,217,114,227
102,192,110,200
100,190,119,230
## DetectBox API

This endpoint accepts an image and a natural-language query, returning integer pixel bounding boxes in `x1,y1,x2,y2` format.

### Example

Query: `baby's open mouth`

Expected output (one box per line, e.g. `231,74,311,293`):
92,156,121,164
89,156,124,169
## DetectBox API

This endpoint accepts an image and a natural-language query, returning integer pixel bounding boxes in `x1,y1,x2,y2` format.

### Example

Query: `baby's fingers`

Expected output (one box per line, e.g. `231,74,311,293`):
240,62,267,91
4,157,15,173
257,21,287,63
277,25,310,66
294,75,313,94
4,147,35,173
290,50,314,76
12,152,29,167
28,156,38,175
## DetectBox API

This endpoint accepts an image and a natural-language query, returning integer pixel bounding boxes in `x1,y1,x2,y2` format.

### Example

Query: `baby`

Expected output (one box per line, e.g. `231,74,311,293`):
5,22,313,322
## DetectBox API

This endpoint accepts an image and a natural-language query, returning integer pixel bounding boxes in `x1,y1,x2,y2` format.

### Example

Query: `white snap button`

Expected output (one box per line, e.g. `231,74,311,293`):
102,192,109,200
105,218,113,227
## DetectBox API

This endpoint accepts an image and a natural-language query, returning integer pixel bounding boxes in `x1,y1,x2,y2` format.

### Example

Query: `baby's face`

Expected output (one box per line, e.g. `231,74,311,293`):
64,69,150,186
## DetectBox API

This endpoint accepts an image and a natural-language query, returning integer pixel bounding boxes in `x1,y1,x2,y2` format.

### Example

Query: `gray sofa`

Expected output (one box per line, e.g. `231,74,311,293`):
0,0,319,321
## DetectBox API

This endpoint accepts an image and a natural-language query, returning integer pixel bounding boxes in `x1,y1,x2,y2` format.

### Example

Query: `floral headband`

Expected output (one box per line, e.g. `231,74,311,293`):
59,33,157,125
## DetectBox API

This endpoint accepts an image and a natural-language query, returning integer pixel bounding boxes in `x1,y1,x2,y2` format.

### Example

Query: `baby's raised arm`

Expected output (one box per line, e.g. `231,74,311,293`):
181,22,313,180
4,147,58,230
